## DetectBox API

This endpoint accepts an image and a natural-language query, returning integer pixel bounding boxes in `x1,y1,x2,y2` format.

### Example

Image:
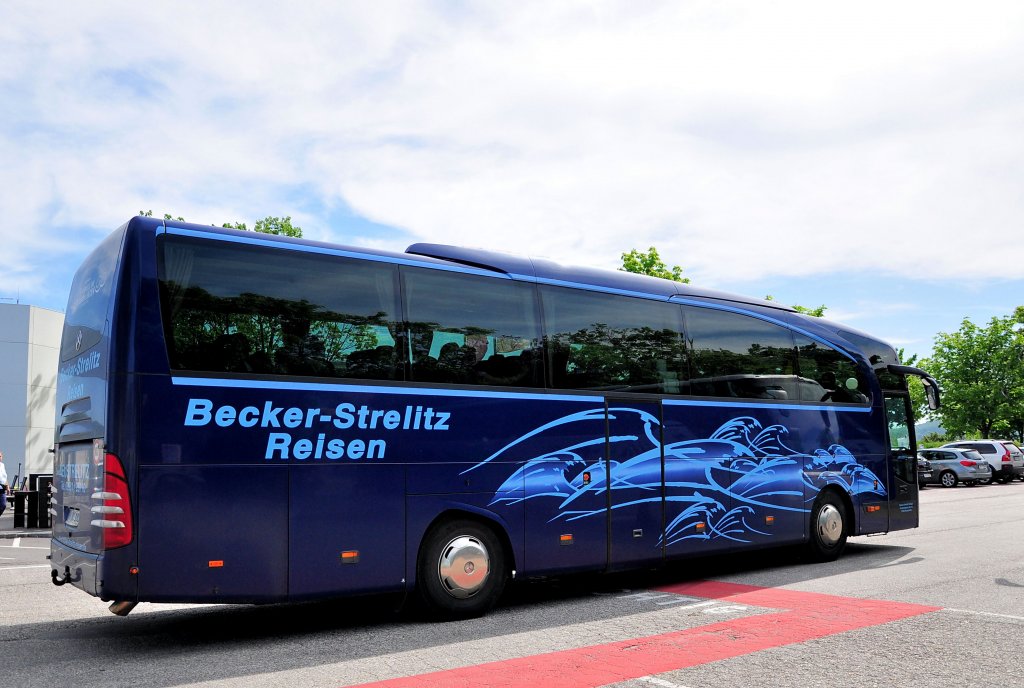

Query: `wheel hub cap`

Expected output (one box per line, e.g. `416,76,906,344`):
816,504,843,546
438,535,490,599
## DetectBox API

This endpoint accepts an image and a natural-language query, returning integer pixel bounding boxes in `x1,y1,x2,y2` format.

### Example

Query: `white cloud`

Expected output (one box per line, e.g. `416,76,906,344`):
2,1,1024,308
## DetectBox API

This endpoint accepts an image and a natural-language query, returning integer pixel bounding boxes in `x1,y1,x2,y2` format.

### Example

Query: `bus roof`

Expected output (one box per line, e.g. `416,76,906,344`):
407,243,794,313
146,217,794,314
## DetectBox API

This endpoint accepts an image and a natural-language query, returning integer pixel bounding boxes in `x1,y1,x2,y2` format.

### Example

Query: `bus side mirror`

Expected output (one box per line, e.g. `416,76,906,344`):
924,382,940,411
886,364,941,411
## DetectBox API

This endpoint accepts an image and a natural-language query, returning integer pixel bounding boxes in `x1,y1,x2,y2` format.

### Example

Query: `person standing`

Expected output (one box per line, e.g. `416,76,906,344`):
0,451,8,517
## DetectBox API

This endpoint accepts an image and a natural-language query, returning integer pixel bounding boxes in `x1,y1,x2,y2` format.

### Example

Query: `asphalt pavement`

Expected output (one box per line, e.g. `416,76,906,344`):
2,481,1023,687
0,505,52,539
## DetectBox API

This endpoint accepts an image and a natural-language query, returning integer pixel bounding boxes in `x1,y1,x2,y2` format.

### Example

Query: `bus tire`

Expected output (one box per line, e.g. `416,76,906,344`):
417,518,507,620
806,491,848,562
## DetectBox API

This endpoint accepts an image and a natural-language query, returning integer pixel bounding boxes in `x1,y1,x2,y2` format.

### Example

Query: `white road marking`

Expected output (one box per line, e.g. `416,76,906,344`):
618,592,720,610
0,544,50,550
638,676,692,688
943,608,1024,622
702,604,749,614
0,565,50,571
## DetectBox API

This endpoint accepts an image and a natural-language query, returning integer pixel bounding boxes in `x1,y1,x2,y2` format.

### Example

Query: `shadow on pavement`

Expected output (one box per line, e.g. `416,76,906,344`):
3,539,917,687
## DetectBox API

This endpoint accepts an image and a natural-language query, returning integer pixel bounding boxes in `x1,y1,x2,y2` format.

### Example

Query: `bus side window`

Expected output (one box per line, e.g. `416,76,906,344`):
681,306,797,401
157,236,403,381
540,286,687,393
402,267,543,388
793,334,870,405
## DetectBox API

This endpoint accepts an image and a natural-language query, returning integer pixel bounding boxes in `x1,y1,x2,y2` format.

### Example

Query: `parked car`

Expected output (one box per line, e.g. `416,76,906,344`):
918,448,993,487
941,440,1024,483
995,440,1024,482
917,456,932,488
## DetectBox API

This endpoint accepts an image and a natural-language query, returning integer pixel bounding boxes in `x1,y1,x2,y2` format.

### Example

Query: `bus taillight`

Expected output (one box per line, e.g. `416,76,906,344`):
90,453,133,549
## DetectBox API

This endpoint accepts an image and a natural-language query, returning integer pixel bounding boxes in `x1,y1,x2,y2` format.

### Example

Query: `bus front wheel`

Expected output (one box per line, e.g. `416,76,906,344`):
806,491,848,562
417,518,508,620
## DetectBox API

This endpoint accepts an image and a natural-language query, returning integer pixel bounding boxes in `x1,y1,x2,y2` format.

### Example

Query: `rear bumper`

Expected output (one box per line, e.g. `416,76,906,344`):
50,538,100,597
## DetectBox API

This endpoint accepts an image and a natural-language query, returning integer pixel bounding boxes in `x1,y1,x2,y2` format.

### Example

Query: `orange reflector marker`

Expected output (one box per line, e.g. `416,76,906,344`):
341,550,360,563
559,534,573,546
208,560,224,568
129,566,139,575
582,472,591,485
866,505,881,513
695,522,705,531
765,516,775,525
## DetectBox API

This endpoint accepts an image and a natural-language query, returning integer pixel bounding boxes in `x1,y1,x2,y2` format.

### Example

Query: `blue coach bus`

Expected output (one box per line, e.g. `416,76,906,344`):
50,217,939,618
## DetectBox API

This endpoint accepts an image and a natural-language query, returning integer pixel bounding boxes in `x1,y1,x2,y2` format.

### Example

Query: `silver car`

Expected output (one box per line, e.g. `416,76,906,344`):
941,440,1024,483
918,448,993,487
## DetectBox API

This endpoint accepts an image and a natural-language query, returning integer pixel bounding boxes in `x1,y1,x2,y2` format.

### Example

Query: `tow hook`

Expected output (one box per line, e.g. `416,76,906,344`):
51,567,71,587
108,601,138,616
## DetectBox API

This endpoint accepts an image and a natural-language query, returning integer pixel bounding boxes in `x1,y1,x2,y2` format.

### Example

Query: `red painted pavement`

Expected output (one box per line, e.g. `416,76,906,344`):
350,581,940,688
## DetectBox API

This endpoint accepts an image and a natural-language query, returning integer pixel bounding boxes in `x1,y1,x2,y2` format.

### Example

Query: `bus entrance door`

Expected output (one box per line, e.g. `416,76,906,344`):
884,392,919,531
606,399,665,569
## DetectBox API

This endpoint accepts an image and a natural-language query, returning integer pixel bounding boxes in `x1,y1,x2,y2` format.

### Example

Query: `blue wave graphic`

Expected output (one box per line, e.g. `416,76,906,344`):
469,410,886,545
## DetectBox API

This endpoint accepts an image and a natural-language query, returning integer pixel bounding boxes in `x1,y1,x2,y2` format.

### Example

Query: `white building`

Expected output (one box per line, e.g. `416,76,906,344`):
0,303,64,485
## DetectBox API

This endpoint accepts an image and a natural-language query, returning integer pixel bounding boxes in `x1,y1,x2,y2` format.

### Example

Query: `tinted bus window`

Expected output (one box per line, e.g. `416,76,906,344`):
838,329,904,392
403,268,542,387
541,286,687,393
157,236,402,380
794,334,870,404
61,225,125,361
682,306,799,400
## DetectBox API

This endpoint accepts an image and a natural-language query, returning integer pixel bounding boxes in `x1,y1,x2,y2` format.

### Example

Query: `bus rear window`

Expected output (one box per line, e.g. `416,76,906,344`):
61,226,125,361
157,235,403,380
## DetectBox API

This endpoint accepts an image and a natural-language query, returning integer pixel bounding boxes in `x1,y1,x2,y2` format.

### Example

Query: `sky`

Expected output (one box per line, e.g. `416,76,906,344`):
1,1,1023,362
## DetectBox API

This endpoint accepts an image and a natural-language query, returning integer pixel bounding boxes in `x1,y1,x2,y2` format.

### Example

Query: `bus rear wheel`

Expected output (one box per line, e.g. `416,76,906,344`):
417,518,507,620
806,491,848,562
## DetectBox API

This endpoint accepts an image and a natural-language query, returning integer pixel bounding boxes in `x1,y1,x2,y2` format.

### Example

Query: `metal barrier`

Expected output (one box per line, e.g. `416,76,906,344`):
12,480,51,529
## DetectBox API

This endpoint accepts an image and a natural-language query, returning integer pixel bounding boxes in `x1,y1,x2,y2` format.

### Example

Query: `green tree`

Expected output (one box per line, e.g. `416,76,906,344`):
618,247,828,316
792,304,827,317
927,311,1024,441
223,215,302,238
140,211,303,238
918,432,947,448
765,295,827,317
139,210,185,221
997,307,1024,442
620,247,689,283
